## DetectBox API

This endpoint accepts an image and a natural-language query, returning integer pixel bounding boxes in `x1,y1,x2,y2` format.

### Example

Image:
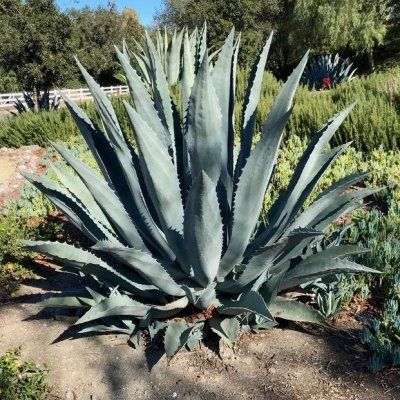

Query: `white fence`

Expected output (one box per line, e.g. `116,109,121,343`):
0,86,129,111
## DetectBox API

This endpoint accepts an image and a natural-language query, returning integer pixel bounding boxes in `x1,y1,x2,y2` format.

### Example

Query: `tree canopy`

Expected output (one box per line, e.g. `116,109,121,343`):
155,0,283,64
0,0,75,94
289,0,389,69
69,4,143,83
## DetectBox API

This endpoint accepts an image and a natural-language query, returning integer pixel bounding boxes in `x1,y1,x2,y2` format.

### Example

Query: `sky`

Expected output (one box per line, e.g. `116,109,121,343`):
57,0,163,26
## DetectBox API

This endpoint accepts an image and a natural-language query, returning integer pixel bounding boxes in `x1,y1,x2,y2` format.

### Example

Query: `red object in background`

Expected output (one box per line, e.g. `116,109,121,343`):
322,76,331,88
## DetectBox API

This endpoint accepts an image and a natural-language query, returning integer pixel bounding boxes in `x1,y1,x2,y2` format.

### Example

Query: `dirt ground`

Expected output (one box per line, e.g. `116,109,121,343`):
0,259,399,400
0,145,45,209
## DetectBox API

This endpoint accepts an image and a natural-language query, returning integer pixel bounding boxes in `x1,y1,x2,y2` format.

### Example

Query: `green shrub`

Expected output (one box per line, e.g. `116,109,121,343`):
0,96,132,148
1,68,399,153
0,182,56,296
236,67,400,153
346,197,400,371
0,347,51,400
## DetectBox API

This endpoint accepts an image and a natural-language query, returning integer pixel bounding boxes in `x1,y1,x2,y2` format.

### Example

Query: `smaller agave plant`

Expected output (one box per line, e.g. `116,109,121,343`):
22,26,379,359
301,53,357,90
12,91,60,115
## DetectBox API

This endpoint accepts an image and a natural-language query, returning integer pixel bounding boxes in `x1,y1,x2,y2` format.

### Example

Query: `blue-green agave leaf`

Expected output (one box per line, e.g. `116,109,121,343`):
281,252,380,290
92,241,185,297
76,292,151,325
51,143,147,251
269,296,325,324
186,53,223,184
164,321,202,360
75,59,171,257
37,295,94,309
182,29,195,117
219,52,309,278
145,31,176,158
167,28,184,85
258,104,356,246
22,240,158,297
218,291,274,320
22,172,108,243
184,171,223,286
235,32,273,181
209,316,240,348
115,47,171,149
52,164,114,233
219,228,321,293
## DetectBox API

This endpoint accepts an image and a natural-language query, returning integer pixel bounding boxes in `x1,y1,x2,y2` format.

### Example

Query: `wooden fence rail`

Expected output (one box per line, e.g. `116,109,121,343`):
0,86,129,111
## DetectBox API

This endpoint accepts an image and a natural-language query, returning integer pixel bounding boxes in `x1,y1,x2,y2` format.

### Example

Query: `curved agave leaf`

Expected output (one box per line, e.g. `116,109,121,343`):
22,240,161,298
124,102,187,267
253,104,356,249
132,52,152,86
75,60,171,257
22,240,159,298
219,228,321,293
219,52,309,278
294,187,383,233
167,28,184,85
124,102,183,234
60,94,126,192
145,31,176,159
197,21,207,71
76,292,151,325
281,252,380,291
37,295,94,309
184,171,223,286
52,164,114,233
186,53,223,184
51,143,147,251
182,29,195,117
92,241,185,297
269,296,325,323
235,32,273,181
78,323,133,336
164,321,203,360
22,172,108,243
115,47,171,149
212,27,235,180
209,316,240,348
218,291,274,320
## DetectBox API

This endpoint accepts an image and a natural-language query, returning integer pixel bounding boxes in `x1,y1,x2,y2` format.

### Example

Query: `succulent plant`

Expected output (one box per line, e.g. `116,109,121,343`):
301,53,357,90
12,91,60,115
22,27,379,358
126,22,215,90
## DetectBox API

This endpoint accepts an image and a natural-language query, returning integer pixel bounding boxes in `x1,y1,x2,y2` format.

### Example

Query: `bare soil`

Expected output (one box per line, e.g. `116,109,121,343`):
0,145,45,209
0,259,399,400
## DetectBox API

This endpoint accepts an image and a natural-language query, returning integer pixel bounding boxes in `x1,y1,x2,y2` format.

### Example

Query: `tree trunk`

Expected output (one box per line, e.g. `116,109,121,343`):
367,48,375,72
34,87,40,112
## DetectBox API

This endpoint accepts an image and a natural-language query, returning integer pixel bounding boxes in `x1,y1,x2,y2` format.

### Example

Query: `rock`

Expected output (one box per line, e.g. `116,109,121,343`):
64,388,76,400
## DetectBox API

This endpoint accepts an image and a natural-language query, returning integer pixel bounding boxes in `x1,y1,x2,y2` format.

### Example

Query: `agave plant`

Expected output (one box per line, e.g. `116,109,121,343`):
22,27,379,358
301,53,357,90
12,91,60,115
125,22,217,90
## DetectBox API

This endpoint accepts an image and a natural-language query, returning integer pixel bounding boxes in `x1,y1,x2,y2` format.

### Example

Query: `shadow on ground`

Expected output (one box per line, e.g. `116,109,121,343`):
0,261,399,400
